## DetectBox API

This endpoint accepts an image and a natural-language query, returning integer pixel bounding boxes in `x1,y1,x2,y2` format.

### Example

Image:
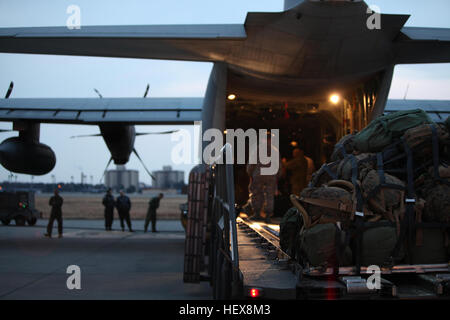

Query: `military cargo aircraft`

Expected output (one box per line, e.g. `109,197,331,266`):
0,0,449,178
0,0,449,300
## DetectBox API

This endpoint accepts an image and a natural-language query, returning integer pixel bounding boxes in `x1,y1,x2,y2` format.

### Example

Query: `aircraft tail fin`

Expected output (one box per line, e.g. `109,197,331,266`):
284,0,304,11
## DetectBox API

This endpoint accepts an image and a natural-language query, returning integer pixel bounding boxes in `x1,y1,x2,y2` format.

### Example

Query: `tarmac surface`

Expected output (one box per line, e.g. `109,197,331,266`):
0,219,212,300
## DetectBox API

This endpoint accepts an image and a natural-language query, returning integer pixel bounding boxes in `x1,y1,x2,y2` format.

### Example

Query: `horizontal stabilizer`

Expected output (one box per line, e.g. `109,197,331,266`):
0,97,203,124
0,24,246,62
394,27,450,64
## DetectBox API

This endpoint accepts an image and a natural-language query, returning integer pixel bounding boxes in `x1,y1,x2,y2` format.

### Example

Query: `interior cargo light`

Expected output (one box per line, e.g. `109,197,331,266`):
330,94,340,104
227,94,236,101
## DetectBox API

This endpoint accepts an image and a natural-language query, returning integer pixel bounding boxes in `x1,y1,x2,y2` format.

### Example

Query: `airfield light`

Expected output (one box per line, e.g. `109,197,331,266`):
330,94,340,104
227,94,236,101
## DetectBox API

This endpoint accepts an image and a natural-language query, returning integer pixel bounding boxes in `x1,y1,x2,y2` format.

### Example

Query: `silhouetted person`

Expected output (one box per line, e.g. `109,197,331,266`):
44,189,64,238
145,193,163,232
246,134,281,223
115,191,133,232
102,188,115,231
282,147,308,196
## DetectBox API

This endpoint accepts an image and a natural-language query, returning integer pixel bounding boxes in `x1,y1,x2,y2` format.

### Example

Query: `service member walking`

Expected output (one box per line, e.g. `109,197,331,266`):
115,191,134,232
102,188,115,231
44,189,64,238
145,193,164,233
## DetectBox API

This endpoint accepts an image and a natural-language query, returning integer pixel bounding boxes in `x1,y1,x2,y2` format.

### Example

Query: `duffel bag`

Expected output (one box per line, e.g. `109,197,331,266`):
353,109,433,153
361,226,402,266
299,223,352,267
411,228,449,264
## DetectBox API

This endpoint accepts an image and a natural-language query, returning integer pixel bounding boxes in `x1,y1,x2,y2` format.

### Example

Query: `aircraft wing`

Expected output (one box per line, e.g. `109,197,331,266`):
394,27,450,64
0,97,204,125
0,24,246,62
386,99,450,122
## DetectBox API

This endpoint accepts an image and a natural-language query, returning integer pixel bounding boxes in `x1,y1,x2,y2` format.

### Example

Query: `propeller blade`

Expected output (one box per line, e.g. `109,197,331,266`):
99,157,113,184
143,84,150,98
94,88,103,99
70,133,102,139
135,130,179,136
5,81,13,99
133,148,156,181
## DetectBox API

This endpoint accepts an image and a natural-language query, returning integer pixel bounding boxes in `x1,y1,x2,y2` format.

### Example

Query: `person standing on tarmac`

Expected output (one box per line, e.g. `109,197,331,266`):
44,189,64,238
145,193,164,233
115,191,134,232
102,188,115,231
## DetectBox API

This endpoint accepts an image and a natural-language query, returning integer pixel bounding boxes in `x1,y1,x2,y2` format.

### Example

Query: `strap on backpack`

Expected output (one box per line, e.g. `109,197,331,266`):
348,154,365,274
323,163,338,180
430,124,450,186
390,140,416,264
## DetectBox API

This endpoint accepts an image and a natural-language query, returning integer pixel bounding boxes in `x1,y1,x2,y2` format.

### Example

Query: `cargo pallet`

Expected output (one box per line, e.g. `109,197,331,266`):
183,144,450,300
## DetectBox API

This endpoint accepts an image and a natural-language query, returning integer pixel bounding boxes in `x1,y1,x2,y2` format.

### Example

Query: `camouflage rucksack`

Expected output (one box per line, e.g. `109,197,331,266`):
309,161,339,188
428,165,450,179
423,184,450,223
336,153,375,181
403,123,449,150
295,183,354,228
360,169,405,222
298,223,352,267
353,109,433,153
330,134,355,162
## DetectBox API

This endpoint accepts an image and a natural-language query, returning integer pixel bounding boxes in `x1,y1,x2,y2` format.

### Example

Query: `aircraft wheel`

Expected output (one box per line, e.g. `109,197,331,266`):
27,217,37,226
15,216,26,226
1,219,11,226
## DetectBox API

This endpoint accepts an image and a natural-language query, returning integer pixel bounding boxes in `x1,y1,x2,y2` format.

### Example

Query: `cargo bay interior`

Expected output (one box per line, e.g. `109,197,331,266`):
225,80,381,217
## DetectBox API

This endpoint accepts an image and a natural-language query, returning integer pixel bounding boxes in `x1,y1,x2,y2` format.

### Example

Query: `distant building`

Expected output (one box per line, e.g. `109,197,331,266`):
105,165,139,192
152,166,184,189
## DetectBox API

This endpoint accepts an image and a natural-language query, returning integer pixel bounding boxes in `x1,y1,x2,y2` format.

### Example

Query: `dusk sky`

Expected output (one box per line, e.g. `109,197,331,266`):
0,0,449,185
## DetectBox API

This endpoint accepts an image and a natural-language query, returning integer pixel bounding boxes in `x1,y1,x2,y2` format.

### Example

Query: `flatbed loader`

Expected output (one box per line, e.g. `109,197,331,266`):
183,145,450,300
